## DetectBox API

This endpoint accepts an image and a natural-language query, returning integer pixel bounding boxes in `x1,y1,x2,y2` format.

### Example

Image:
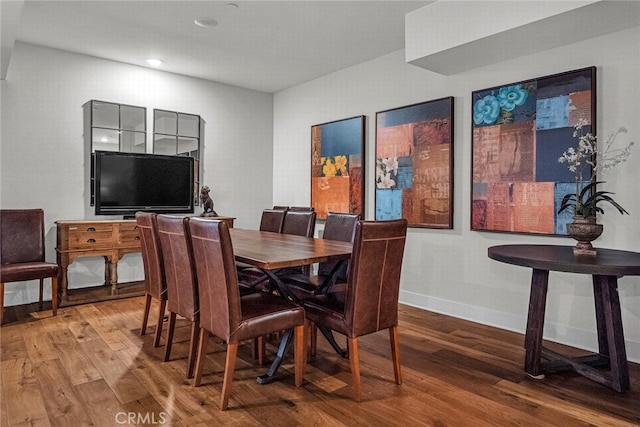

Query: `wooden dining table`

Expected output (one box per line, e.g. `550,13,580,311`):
229,228,353,383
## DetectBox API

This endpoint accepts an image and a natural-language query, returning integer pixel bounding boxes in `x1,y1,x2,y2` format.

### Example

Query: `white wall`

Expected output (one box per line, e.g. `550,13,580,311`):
1,42,274,305
273,27,640,362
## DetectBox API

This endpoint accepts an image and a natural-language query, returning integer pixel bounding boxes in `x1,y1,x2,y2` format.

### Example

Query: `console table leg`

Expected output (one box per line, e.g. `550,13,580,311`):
593,274,629,392
592,275,609,356
60,265,68,300
109,260,118,295
524,268,549,378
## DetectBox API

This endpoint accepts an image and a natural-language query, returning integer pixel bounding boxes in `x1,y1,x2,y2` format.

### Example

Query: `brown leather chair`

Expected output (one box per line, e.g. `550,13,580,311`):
301,219,408,401
0,209,58,325
156,215,200,379
288,206,314,211
236,208,288,287
259,208,287,233
279,210,316,277
189,218,306,410
135,212,167,347
282,210,316,237
281,212,359,298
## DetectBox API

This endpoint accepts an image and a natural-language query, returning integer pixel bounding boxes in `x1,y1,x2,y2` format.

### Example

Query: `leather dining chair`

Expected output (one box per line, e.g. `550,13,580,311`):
0,209,59,325
301,219,408,401
156,215,200,379
288,206,314,211
236,208,288,288
282,212,359,297
188,218,306,410
279,210,316,277
259,208,287,233
282,210,316,237
135,212,167,347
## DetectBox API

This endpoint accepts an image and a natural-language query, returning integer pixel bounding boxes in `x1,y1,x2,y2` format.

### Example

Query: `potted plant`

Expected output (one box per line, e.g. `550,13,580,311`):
557,120,634,254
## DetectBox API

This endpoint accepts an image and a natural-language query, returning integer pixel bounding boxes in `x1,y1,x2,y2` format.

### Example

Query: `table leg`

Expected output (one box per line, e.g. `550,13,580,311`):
592,275,609,356
524,268,549,378
256,328,294,384
316,260,347,294
592,275,629,392
59,265,69,300
108,259,118,295
261,269,295,301
317,325,347,357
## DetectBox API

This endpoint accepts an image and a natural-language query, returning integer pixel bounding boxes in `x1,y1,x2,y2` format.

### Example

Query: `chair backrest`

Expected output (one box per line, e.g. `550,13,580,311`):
282,210,316,237
1,209,46,264
189,218,241,341
259,209,287,233
272,205,289,211
288,206,314,212
318,212,359,278
157,215,199,321
135,212,167,300
345,219,407,337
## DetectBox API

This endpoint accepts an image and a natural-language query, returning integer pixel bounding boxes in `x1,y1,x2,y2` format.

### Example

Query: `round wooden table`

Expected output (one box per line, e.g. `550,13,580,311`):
488,244,640,392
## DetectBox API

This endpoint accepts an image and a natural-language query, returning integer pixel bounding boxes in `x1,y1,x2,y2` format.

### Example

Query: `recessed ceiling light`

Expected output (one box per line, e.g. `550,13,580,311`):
194,17,218,28
146,58,163,67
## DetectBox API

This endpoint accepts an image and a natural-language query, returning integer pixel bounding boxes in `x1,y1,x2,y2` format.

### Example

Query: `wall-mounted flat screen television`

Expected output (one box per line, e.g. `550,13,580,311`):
94,150,194,217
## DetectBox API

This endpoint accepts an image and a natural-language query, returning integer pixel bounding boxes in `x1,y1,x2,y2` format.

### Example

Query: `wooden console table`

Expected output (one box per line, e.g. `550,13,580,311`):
488,244,640,392
56,216,235,306
56,219,143,306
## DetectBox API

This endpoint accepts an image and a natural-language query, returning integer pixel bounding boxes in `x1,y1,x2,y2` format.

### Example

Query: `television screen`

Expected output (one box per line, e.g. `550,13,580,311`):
94,151,194,217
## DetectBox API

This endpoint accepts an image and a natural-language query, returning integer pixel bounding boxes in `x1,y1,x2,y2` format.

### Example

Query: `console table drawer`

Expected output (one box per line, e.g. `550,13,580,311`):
117,226,140,246
68,231,114,249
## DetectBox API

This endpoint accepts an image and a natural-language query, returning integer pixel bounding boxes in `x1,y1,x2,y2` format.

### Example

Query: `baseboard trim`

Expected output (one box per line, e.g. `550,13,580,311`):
399,290,640,364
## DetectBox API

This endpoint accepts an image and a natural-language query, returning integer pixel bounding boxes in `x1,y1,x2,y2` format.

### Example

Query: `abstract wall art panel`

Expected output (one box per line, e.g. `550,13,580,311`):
470,67,596,235
375,97,454,228
311,116,365,220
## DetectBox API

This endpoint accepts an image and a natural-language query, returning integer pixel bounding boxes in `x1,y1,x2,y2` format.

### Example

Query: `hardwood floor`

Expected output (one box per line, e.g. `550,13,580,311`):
1,297,639,426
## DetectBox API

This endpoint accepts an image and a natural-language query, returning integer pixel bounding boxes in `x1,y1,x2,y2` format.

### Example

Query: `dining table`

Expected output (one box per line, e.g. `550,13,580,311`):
229,228,353,384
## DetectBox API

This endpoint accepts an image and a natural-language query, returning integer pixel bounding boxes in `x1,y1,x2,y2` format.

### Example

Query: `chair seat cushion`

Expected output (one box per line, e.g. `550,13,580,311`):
233,292,305,342
279,273,348,300
0,262,58,283
301,292,350,337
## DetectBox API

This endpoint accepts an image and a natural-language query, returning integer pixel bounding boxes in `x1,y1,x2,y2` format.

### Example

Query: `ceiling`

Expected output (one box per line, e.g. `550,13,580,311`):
5,0,431,93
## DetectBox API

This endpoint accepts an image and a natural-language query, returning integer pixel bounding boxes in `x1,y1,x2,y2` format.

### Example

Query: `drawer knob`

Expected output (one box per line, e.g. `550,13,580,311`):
87,227,96,232
87,238,96,243
134,236,140,241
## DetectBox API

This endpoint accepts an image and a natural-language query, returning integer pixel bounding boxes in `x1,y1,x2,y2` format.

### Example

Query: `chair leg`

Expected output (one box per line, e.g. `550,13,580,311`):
348,337,362,401
0,282,4,325
39,278,44,310
252,336,265,365
164,312,177,362
193,328,209,387
221,342,238,411
389,325,402,385
140,294,152,336
186,320,200,379
51,276,58,317
153,300,167,347
309,320,317,357
294,324,306,387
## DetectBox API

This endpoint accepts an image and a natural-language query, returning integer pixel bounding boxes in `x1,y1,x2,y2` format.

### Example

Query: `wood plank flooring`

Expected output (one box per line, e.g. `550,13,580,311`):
1,297,639,426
